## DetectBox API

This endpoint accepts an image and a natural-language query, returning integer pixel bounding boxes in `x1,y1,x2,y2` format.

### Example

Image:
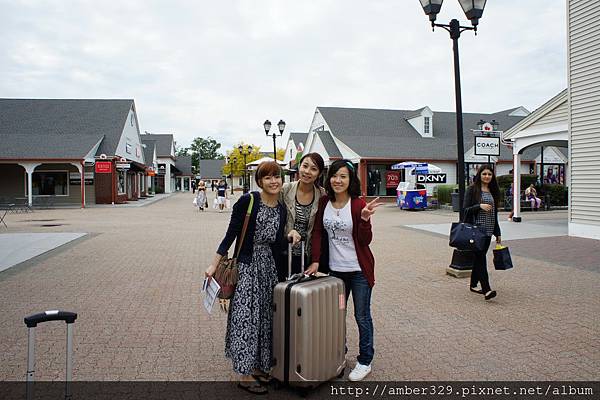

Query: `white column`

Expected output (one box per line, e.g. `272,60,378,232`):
513,151,522,222
165,164,171,193
71,162,85,208
180,177,184,192
19,163,41,207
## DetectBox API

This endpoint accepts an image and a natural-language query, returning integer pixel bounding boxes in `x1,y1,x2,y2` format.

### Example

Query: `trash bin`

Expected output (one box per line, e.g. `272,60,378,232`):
451,192,460,212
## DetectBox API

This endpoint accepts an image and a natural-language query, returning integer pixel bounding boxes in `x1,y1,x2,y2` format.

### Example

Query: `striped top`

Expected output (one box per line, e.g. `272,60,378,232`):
292,199,312,256
475,191,496,237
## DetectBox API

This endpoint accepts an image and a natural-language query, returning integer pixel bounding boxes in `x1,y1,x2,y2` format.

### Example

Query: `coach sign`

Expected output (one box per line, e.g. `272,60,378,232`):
474,136,500,156
416,173,447,184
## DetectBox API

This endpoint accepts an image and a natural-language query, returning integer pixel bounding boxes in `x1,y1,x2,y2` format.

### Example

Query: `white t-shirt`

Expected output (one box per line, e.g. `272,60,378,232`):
323,200,361,272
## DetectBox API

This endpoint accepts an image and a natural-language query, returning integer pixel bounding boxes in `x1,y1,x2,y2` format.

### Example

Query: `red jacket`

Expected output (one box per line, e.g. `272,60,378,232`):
311,196,375,287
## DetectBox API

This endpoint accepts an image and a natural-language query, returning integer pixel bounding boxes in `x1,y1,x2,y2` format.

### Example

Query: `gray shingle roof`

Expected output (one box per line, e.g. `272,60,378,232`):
0,98,134,159
317,106,527,161
198,159,225,179
141,139,156,166
317,131,342,158
289,132,308,149
140,134,174,158
0,133,103,159
175,155,193,176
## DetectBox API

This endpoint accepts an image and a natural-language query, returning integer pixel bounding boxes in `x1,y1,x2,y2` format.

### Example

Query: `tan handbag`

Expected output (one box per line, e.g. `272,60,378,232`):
214,194,254,299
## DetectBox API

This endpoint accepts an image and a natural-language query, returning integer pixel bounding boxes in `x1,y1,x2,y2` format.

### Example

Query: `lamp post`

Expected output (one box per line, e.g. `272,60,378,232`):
264,119,286,160
229,156,237,194
419,0,488,221
238,145,253,193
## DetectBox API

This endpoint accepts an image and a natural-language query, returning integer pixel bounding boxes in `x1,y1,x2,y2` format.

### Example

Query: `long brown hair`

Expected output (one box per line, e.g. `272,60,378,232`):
471,164,500,208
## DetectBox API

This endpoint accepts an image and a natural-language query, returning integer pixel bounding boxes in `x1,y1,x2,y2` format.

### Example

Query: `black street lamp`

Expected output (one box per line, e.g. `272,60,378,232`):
419,0,488,221
264,119,286,160
238,145,253,193
226,155,237,195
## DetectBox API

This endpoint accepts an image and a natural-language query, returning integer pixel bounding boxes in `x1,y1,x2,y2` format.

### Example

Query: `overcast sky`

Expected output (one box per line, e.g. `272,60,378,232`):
2,0,567,153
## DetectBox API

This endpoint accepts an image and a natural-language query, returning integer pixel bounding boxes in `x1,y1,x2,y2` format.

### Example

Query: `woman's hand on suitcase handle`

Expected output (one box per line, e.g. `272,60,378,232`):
306,262,319,276
287,230,301,245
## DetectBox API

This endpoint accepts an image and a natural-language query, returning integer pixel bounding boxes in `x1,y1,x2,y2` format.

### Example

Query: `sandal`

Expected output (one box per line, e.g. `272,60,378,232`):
238,379,268,395
252,373,272,384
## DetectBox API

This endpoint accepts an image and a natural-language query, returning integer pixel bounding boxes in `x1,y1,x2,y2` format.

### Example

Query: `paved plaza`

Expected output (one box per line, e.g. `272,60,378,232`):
0,193,598,382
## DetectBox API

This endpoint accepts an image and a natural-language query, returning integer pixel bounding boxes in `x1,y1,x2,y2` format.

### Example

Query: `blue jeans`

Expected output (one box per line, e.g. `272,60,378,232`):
329,270,374,366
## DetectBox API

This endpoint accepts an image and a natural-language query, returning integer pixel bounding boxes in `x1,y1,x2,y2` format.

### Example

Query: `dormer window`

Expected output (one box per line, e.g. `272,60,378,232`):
424,117,430,134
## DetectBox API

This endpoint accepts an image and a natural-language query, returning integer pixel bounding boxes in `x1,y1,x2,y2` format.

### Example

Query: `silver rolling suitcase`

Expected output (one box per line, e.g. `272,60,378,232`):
24,310,78,400
272,242,346,389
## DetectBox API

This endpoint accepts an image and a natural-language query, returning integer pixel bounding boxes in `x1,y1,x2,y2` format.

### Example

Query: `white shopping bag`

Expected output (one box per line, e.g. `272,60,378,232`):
213,198,218,209
193,198,197,206
225,199,231,209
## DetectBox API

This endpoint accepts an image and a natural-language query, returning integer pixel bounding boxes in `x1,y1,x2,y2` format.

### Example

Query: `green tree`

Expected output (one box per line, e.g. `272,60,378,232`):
189,136,224,172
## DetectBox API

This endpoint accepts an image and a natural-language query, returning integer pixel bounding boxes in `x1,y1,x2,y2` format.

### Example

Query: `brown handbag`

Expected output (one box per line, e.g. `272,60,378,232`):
214,194,254,299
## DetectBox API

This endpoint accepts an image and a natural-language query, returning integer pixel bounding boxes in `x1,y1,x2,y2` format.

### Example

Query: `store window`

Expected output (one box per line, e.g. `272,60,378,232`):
117,170,126,194
367,164,401,196
32,171,68,196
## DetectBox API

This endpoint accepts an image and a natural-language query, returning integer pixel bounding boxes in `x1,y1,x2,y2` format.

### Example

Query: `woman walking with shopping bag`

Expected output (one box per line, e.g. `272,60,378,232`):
463,164,502,301
205,161,287,394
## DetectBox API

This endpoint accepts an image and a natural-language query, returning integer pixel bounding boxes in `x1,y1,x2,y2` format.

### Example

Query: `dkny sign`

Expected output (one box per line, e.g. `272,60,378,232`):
416,173,447,183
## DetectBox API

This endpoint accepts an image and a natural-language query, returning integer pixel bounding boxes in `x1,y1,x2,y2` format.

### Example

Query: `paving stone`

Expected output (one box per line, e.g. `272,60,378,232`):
0,195,597,381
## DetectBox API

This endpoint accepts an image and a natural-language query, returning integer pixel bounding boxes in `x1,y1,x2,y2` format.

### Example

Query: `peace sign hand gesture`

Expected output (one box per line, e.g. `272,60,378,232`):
361,197,383,221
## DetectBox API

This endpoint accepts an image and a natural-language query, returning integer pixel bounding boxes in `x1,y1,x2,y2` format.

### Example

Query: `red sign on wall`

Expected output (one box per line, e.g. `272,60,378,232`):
386,171,400,188
95,161,112,173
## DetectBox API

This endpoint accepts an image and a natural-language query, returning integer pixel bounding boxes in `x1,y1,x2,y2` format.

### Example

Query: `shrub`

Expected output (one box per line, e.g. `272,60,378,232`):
436,184,458,205
542,184,568,206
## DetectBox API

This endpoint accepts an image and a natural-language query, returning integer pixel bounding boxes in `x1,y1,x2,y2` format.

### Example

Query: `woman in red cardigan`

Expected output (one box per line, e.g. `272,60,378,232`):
307,159,381,381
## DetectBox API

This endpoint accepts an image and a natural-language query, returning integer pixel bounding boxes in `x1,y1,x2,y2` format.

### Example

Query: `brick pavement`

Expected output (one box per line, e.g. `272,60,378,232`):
0,193,598,382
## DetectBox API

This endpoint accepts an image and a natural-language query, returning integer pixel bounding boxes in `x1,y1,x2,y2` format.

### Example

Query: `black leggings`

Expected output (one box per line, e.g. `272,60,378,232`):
470,236,492,293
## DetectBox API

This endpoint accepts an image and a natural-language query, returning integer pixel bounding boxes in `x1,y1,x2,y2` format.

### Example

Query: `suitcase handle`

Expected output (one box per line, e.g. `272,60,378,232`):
287,239,305,280
24,310,77,328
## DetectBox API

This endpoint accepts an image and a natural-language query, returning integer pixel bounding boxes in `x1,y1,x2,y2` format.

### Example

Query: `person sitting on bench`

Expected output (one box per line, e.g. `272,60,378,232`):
525,184,542,210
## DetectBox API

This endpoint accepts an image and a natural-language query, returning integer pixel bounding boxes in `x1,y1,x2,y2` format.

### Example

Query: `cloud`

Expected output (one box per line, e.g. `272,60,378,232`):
0,0,567,152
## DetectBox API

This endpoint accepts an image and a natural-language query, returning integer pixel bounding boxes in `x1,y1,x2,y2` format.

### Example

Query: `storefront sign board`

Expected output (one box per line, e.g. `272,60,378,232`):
95,161,112,173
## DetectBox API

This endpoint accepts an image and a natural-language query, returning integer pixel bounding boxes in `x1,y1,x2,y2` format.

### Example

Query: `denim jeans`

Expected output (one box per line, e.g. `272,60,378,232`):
329,270,374,366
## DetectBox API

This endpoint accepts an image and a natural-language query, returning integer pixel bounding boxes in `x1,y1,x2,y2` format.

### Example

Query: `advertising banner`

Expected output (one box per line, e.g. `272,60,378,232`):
385,171,400,188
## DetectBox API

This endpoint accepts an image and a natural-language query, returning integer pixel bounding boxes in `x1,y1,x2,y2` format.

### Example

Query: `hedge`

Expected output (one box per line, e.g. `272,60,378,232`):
436,184,458,205
543,184,568,206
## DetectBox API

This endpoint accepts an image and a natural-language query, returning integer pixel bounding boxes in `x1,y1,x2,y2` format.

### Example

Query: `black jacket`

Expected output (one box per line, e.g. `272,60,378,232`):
217,192,287,270
462,186,501,238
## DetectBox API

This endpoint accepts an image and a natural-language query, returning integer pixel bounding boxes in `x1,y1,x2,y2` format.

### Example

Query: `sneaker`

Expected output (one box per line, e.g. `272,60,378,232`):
348,362,371,381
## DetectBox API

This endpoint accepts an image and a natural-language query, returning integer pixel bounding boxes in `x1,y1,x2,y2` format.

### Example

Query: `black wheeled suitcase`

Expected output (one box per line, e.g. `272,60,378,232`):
24,310,77,400
272,242,346,389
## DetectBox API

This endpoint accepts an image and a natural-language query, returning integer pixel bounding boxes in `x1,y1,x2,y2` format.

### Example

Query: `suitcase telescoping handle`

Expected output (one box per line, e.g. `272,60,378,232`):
287,239,305,280
24,310,77,327
24,310,77,400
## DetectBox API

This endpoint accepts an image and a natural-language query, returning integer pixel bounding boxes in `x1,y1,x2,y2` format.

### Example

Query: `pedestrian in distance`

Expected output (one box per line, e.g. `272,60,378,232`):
463,164,502,301
216,179,228,213
211,181,215,191
195,180,207,212
205,161,288,395
307,159,382,382
506,182,514,221
281,152,326,282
